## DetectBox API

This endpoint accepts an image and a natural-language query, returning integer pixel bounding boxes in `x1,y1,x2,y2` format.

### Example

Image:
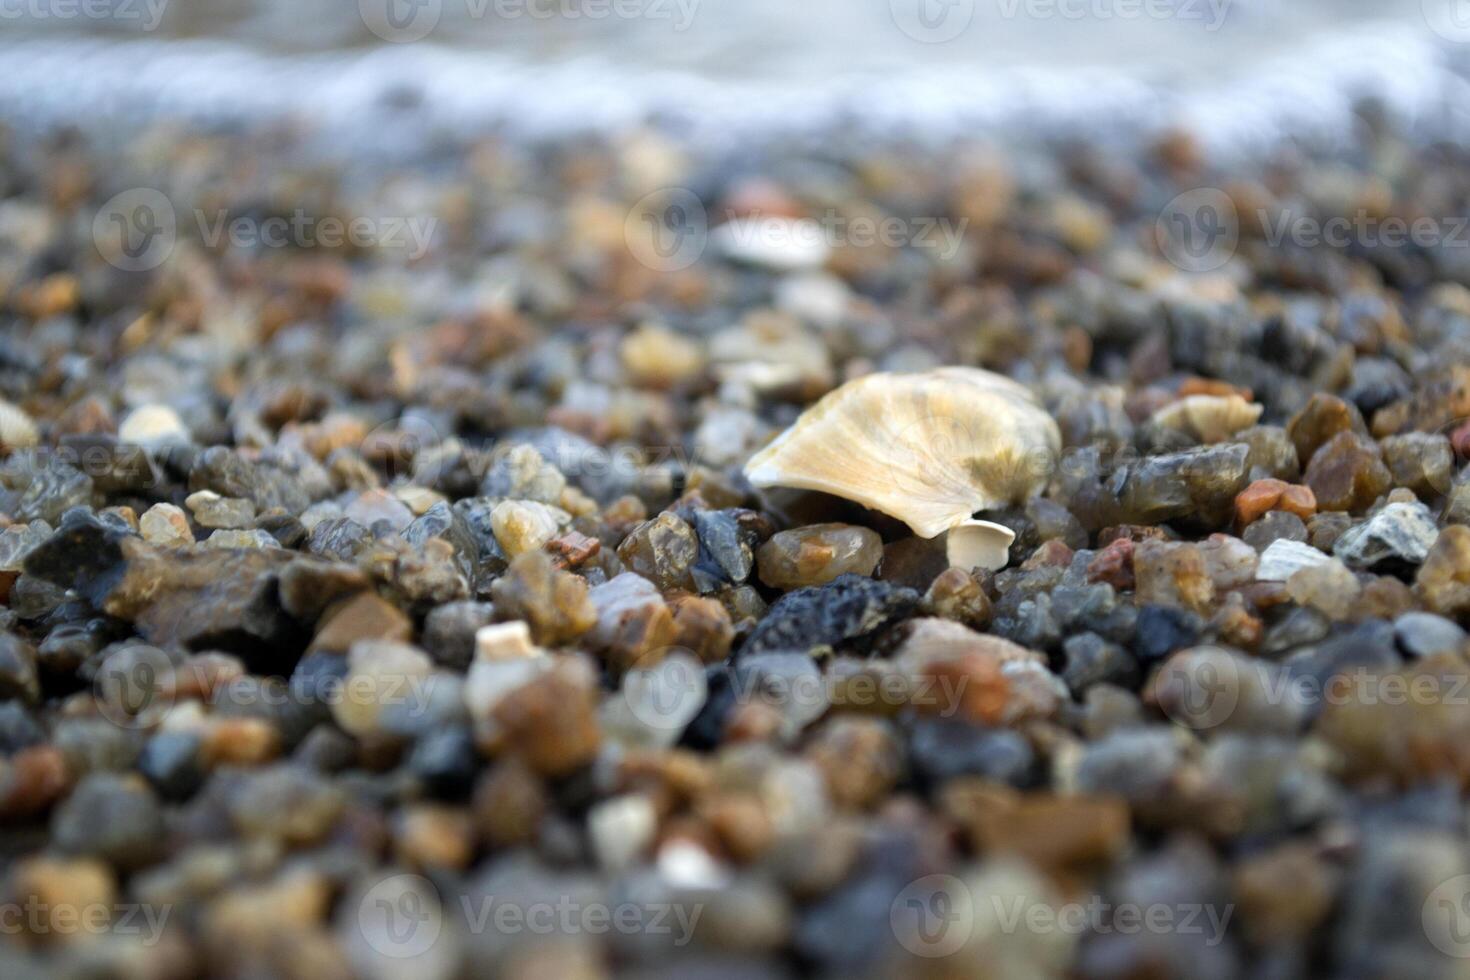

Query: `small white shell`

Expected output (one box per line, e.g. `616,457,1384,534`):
744,368,1060,539
946,519,1016,572
1148,394,1262,443
0,399,38,452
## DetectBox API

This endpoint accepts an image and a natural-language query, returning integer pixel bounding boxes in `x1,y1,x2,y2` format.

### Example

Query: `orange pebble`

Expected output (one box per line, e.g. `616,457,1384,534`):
1235,479,1317,527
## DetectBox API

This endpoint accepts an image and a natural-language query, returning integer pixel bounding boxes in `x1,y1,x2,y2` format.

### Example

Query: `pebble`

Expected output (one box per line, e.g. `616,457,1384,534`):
755,523,882,589
1287,392,1365,465
1394,611,1466,658
617,512,701,592
1257,538,1332,582
490,499,567,558
185,490,257,529
668,594,735,663
490,551,597,646
1234,478,1317,526
50,773,163,871
486,655,601,777
309,591,412,653
1416,524,1470,616
139,503,193,546
1303,431,1391,514
1380,432,1454,499
1242,509,1308,551
1333,500,1439,568
0,399,40,451
117,404,189,447
1287,559,1362,620
423,599,496,667
740,574,918,656
480,444,567,504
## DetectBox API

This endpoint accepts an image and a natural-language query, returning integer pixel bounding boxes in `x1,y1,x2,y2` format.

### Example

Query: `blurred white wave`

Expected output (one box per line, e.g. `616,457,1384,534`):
0,0,1466,154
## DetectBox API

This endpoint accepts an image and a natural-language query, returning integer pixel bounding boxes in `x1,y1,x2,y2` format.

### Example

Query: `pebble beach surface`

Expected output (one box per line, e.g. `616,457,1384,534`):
4,111,1470,978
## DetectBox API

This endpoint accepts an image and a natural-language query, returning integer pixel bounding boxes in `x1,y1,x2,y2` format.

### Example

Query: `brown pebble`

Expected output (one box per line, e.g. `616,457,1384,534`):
806,718,902,810
308,591,412,654
942,782,1129,870
668,594,735,664
1233,843,1337,944
9,856,116,946
1417,525,1470,617
0,745,69,821
489,656,601,777
1287,392,1364,465
922,567,994,628
1086,537,1136,591
491,551,598,647
200,718,281,767
394,804,475,870
1303,431,1391,514
700,792,774,863
473,758,547,849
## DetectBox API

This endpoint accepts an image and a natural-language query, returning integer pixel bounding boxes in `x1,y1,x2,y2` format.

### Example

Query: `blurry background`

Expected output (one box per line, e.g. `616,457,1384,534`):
0,0,1466,154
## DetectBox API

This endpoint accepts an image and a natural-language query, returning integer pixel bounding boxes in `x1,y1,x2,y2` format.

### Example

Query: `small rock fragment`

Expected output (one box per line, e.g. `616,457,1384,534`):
756,523,882,589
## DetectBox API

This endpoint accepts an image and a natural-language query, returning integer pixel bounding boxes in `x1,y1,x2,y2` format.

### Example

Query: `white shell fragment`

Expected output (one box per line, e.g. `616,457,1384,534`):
744,367,1061,539
946,519,1017,572
0,399,39,451
1148,394,1262,444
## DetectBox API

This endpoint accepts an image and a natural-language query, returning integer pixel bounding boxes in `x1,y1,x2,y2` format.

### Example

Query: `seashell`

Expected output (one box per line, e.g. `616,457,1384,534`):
0,399,39,452
945,519,1016,572
744,368,1060,540
1148,394,1262,444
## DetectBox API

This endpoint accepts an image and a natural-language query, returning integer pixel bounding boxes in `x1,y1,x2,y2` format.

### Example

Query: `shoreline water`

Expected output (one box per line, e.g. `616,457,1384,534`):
1,15,1467,166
